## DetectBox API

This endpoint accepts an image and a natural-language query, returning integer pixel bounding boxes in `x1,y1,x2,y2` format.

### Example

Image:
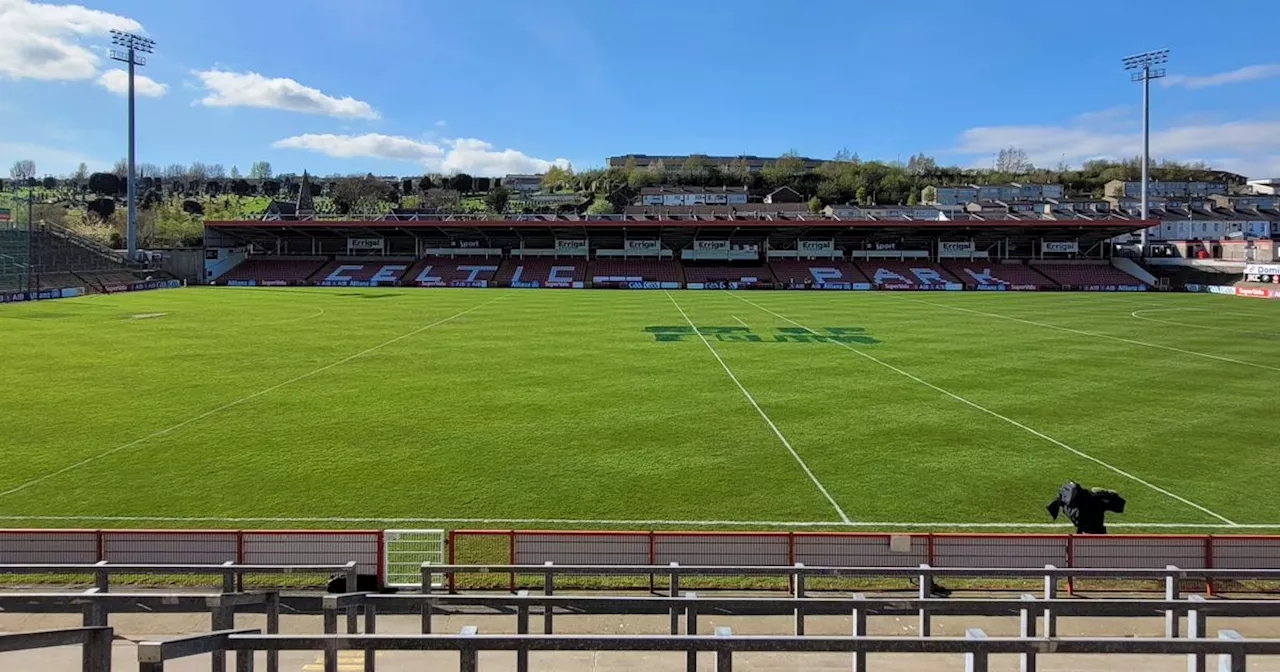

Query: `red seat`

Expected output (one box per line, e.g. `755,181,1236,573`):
495,258,587,287
853,261,959,289
944,263,1058,290
312,258,414,286
682,265,776,285
217,259,326,285
768,260,868,287
589,259,682,283
403,257,503,287
1032,263,1149,289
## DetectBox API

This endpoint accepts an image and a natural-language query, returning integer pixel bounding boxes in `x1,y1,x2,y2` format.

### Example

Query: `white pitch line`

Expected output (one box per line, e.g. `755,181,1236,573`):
664,290,852,524
1130,307,1280,338
905,298,1280,373
732,315,750,328
727,292,1239,526
265,305,326,326
0,514,1274,529
0,295,506,500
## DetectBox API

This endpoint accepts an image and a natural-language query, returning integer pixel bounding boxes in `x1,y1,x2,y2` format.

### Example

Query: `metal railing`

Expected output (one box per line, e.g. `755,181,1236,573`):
0,591,284,672
0,561,357,592
133,628,1280,672
0,627,113,672
425,561,1280,594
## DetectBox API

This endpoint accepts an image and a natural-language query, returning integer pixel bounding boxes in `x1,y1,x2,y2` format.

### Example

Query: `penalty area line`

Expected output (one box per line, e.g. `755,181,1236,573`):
665,290,852,524
726,292,1239,527
0,295,507,501
0,514,1272,530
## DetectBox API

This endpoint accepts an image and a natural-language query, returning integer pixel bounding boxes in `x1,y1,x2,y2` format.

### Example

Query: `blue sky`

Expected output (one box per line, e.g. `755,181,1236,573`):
3,0,1280,178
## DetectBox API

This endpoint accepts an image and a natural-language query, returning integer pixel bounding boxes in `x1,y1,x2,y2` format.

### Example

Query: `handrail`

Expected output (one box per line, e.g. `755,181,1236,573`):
421,561,1280,580
135,629,1280,672
0,627,113,672
0,561,356,593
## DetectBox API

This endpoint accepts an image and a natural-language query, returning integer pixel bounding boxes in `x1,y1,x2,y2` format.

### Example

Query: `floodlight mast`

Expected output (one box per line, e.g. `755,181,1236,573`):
109,30,156,261
1122,49,1168,250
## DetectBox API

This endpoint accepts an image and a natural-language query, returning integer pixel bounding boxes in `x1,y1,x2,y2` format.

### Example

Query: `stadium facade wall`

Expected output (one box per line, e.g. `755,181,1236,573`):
1185,283,1280,299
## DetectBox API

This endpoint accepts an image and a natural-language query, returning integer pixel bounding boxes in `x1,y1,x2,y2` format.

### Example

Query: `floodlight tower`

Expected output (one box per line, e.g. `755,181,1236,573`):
109,29,155,261
1122,49,1168,248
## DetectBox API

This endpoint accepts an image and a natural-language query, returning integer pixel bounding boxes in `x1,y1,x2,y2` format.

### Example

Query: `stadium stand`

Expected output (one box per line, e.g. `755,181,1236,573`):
944,261,1059,289
403,256,504,286
1032,262,1150,289
214,258,327,285
768,260,869,287
683,264,777,286
854,260,962,288
1,223,147,293
311,258,415,286
495,257,588,287
588,258,683,284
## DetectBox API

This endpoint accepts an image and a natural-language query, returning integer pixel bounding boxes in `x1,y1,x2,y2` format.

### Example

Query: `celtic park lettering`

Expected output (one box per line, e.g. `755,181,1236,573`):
645,326,879,344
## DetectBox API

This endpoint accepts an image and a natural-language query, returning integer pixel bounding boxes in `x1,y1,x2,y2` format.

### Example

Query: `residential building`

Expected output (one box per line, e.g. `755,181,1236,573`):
502,174,543,194
923,186,978,205
607,154,825,173
764,186,803,204
638,186,748,206
1104,180,1228,199
1247,178,1280,195
825,205,949,220
1212,193,1280,210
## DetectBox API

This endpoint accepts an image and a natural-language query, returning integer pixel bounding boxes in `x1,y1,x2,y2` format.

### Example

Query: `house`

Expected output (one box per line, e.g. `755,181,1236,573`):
502,174,543,194
637,186,749,206
763,186,803,204
1211,193,1280,210
261,171,314,220
1104,180,1228,199
825,205,949,220
608,154,824,173
1247,178,1280,195
923,186,978,205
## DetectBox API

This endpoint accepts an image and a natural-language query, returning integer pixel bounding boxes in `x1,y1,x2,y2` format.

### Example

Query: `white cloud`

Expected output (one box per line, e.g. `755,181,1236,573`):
192,70,378,119
95,68,167,97
434,120,447,127
951,111,1280,179
0,0,142,81
1162,64,1280,89
271,132,572,176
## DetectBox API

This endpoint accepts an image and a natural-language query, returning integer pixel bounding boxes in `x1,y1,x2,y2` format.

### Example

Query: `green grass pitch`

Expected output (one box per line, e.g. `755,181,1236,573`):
1,287,1277,532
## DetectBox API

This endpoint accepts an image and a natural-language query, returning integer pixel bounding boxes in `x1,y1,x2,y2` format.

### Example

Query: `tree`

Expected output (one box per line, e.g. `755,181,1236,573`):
995,147,1033,174
249,161,272,180
111,159,128,177
9,159,35,181
87,198,116,220
187,162,209,181
163,164,186,179
585,197,614,215
541,165,572,191
88,172,121,195
920,186,938,204
208,164,227,179
448,173,473,192
41,176,57,190
331,174,394,214
473,176,491,192
906,153,937,176
230,179,253,197
229,165,241,179
261,179,280,197
807,196,823,214
417,175,433,193
72,162,89,185
483,186,511,213
182,200,204,215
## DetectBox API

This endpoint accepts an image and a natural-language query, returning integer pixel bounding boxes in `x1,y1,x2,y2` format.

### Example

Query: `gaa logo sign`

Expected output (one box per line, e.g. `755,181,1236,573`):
645,326,879,344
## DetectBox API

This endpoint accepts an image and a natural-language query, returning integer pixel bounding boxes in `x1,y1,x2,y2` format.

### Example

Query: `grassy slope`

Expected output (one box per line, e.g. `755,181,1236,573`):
0,288,1276,530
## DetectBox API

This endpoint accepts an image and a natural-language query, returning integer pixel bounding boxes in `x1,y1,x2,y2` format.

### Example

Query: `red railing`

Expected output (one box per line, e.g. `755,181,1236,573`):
447,529,1280,592
0,528,383,583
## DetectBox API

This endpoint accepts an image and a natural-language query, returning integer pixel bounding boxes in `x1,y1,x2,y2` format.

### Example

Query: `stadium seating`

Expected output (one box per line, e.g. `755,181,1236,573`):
588,259,683,285
495,257,588,287
768,260,868,287
1031,263,1150,289
403,256,504,287
215,258,327,285
682,264,777,286
854,260,961,289
311,258,415,286
943,262,1059,289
